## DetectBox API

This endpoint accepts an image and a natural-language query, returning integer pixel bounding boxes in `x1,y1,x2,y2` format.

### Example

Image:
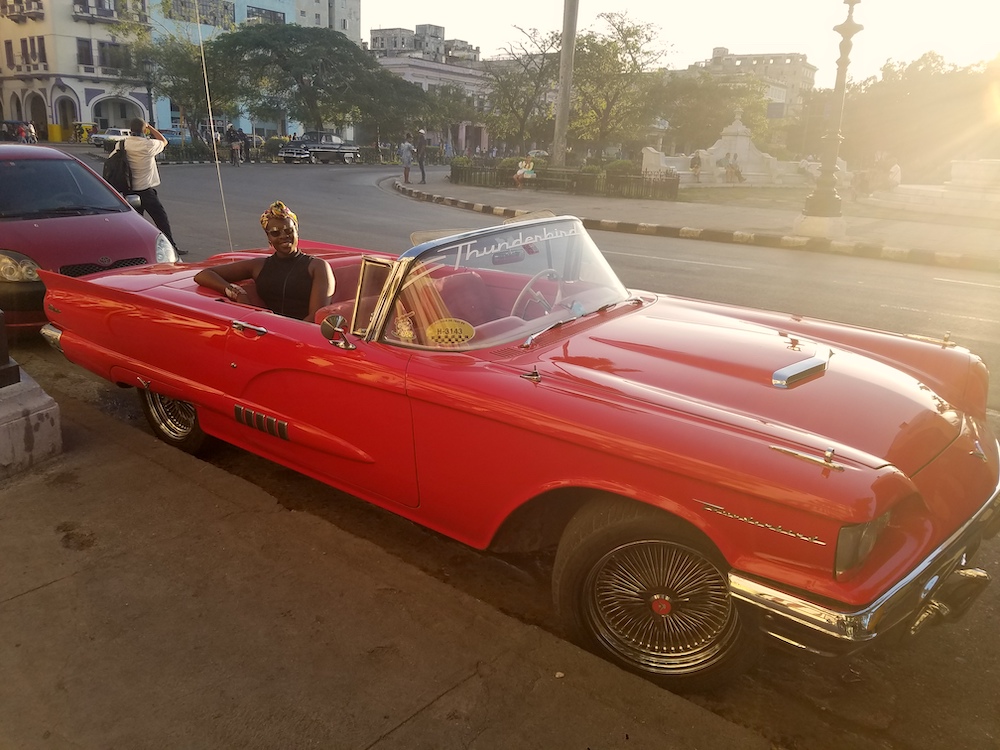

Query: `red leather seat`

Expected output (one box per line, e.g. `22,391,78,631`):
435,271,493,326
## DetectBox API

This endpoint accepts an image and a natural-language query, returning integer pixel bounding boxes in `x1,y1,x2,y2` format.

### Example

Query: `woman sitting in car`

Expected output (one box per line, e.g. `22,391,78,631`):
194,200,334,321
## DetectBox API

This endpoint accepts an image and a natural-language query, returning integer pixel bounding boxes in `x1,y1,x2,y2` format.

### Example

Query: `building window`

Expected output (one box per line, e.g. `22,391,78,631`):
340,18,347,30
76,38,94,65
164,0,235,26
299,9,305,15
4,40,14,69
314,12,320,24
246,5,284,24
97,40,128,69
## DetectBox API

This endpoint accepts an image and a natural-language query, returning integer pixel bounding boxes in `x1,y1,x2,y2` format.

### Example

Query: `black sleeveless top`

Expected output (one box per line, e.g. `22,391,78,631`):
255,252,314,320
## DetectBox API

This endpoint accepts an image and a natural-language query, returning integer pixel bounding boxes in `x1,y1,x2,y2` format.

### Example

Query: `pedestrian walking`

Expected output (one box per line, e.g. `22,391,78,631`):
398,133,415,184
415,129,427,184
27,121,37,143
226,124,241,167
124,117,186,255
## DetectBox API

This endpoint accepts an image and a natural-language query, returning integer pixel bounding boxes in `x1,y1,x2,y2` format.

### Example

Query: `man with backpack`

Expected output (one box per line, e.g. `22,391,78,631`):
122,118,185,255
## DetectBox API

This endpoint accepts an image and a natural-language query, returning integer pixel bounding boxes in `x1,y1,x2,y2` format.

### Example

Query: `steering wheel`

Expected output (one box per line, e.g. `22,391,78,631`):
510,269,562,318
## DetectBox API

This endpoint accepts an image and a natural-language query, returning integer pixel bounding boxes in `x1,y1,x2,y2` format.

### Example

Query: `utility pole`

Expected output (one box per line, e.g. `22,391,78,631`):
550,0,579,167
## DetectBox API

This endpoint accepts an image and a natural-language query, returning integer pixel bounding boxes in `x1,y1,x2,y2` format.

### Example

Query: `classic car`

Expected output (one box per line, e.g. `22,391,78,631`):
159,128,186,147
39,215,1000,691
89,127,130,149
277,130,361,164
0,144,178,332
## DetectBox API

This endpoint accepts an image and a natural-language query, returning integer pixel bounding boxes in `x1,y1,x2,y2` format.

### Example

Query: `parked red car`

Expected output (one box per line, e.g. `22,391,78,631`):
0,144,178,331
39,216,1000,690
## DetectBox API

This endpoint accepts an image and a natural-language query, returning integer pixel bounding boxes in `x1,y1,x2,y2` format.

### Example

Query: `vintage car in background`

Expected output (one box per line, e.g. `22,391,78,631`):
89,127,130,149
276,130,361,164
0,144,177,332
40,215,1000,691
159,128,186,147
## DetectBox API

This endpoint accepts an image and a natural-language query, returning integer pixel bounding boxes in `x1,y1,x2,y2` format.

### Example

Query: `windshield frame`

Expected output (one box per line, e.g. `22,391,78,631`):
355,216,630,351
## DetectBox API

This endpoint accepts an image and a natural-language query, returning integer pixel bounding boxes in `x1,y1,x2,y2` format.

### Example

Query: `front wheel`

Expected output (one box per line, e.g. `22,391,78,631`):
343,154,355,164
138,389,211,455
553,498,759,692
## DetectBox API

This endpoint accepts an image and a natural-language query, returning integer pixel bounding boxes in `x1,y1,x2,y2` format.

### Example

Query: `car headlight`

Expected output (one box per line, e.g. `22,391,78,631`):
835,513,891,577
0,250,41,282
155,234,179,264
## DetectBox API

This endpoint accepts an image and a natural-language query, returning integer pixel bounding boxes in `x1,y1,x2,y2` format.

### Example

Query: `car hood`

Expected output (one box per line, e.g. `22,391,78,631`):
542,300,961,476
4,211,159,271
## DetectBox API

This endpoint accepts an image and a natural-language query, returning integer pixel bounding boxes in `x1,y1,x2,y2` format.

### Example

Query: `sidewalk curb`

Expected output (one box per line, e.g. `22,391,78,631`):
393,181,1000,272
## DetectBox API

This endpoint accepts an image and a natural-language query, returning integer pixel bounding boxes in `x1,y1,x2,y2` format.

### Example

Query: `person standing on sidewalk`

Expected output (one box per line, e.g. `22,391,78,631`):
124,117,186,255
398,133,415,184
415,128,427,184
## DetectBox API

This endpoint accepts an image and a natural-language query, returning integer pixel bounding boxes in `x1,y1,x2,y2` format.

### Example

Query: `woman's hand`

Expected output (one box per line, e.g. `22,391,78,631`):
224,283,248,303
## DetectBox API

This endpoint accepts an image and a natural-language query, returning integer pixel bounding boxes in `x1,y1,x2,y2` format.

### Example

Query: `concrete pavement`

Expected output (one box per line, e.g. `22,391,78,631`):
392,173,1000,272
0,391,770,749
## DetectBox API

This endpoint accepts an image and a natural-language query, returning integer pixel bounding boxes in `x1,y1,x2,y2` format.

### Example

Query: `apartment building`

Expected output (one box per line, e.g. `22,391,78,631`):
0,0,359,141
682,46,817,117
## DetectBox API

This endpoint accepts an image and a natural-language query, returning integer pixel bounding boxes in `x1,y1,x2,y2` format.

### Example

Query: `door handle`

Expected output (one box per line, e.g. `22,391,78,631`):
232,320,268,336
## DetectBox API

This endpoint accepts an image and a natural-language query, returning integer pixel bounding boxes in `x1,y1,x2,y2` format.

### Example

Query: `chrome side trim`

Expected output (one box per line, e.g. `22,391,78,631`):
772,353,830,388
731,467,1000,645
769,445,846,472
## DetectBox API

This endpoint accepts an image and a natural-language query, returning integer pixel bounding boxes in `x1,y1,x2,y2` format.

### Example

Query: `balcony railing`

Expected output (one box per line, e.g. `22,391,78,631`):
2,2,27,21
72,3,118,23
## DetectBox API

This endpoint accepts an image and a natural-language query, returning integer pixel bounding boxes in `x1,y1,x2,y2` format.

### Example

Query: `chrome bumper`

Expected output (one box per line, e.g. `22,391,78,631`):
730,473,1000,656
40,323,63,353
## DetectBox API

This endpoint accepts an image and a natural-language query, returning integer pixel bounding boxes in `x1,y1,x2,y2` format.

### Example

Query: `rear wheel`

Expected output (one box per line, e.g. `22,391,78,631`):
553,498,759,692
138,390,211,455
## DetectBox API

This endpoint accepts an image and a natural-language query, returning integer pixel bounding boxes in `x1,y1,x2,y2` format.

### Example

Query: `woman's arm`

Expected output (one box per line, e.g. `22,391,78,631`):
194,258,263,303
304,259,336,321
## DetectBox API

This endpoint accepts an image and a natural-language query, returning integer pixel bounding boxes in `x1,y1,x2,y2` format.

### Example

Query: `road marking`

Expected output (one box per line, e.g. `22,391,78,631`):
603,250,753,270
934,278,1000,290
883,305,1000,325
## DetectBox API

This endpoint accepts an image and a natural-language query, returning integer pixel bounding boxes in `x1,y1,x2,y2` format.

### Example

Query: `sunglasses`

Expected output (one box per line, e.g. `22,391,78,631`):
266,226,296,238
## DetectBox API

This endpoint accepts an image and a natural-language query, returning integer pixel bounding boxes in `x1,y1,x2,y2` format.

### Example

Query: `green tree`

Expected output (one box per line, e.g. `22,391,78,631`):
422,84,479,151
842,53,999,181
481,27,561,152
569,12,663,160
655,73,769,154
208,24,424,135
112,3,240,143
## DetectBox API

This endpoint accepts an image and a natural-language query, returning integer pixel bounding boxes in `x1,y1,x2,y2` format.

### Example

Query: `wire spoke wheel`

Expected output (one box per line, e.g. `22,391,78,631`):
138,390,208,454
584,540,739,676
554,499,758,690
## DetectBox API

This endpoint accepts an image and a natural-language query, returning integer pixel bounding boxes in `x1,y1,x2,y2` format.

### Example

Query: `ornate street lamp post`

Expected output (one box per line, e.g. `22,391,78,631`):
142,58,155,129
794,0,863,238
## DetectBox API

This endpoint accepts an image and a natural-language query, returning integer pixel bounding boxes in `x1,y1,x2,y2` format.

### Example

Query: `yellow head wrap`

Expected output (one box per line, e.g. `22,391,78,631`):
260,200,298,230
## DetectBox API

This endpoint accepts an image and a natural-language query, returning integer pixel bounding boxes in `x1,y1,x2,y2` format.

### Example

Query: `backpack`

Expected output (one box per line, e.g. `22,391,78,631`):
103,142,132,194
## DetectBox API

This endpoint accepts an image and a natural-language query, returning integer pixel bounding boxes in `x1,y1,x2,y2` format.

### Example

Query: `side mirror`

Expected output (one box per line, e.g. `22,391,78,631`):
125,194,142,211
320,313,356,350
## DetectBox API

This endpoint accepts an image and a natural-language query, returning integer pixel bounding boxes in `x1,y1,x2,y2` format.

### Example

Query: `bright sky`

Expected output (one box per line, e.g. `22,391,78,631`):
363,0,1000,88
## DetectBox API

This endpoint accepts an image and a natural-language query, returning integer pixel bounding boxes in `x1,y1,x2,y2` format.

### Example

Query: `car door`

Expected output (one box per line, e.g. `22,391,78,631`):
210,308,419,508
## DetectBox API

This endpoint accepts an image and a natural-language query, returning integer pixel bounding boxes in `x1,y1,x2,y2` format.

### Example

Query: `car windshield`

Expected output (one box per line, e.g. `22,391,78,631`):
379,217,630,350
0,158,127,218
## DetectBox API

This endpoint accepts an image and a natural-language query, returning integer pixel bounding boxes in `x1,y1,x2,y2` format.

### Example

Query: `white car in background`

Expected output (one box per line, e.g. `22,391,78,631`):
89,127,130,149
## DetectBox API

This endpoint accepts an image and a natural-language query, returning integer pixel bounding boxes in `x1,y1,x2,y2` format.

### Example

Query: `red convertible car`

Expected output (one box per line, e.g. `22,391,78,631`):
40,215,1000,691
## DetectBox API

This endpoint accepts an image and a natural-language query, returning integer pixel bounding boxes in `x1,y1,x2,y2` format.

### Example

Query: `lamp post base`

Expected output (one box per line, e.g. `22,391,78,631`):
793,213,847,239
